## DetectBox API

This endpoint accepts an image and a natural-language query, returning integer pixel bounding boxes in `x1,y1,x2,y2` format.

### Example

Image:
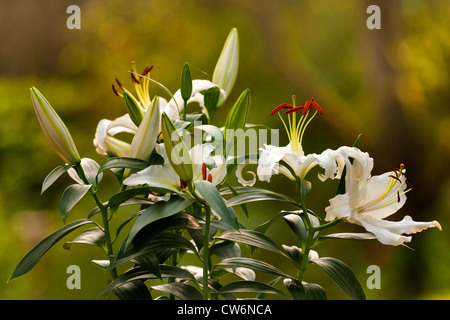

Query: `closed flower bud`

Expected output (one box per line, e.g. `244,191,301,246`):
212,27,239,105
31,87,81,165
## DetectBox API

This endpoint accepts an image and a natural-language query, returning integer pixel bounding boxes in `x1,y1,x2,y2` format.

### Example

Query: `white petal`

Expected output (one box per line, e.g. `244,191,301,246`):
236,160,257,187
354,214,441,246
257,144,290,182
123,165,180,193
93,119,111,155
358,172,407,220
325,193,352,221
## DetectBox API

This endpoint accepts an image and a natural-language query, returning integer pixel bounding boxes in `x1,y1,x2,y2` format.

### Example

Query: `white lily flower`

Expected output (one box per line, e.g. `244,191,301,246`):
95,75,225,158
93,114,137,157
325,160,442,246
123,143,227,196
257,97,347,182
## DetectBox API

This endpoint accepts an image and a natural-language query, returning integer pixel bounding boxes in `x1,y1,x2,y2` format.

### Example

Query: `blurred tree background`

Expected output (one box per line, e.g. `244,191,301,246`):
0,0,449,299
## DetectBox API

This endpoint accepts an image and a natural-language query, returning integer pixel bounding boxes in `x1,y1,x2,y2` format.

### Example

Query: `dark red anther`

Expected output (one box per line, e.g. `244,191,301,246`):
285,106,304,114
302,100,312,115
112,84,121,97
202,163,207,180
115,78,125,90
131,72,141,84
207,174,213,183
310,99,323,115
271,103,293,116
180,179,187,190
141,65,153,77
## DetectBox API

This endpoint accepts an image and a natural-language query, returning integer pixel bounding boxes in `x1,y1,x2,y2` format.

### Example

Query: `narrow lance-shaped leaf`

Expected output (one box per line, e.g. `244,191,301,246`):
9,219,95,281
41,164,73,194
223,89,251,157
123,91,144,127
203,86,221,121
161,112,193,183
194,180,240,231
60,184,92,223
312,257,366,300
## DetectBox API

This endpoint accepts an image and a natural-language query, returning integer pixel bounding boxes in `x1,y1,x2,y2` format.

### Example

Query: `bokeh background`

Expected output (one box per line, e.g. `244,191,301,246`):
1,0,449,299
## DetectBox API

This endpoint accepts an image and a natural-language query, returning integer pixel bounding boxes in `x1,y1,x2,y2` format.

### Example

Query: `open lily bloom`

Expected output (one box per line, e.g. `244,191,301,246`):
325,159,442,246
123,143,227,197
94,63,225,157
258,97,346,182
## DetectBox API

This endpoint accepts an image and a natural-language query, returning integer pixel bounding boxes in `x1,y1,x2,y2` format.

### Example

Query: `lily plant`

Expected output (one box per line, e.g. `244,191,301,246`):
10,28,442,301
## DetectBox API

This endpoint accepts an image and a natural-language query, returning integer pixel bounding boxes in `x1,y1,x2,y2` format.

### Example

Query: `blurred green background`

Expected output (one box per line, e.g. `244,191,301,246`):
1,0,449,299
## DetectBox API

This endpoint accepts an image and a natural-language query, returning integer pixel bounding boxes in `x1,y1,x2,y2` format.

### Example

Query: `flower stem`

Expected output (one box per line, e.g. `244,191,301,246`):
75,164,117,280
202,205,212,300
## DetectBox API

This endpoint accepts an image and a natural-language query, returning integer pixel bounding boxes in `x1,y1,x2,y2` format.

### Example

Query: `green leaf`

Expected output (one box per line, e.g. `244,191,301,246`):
123,91,144,127
9,219,95,281
111,213,200,270
114,280,152,300
152,283,203,300
108,186,154,211
180,62,192,101
210,241,241,260
283,212,320,242
203,86,221,120
217,229,287,258
132,251,161,280
216,257,294,280
215,280,286,297
194,180,240,231
226,190,300,209
60,184,92,223
312,257,366,300
223,89,251,156
97,157,148,181
161,112,193,182
99,265,197,298
41,164,73,194
63,227,106,251
124,196,195,249
284,278,327,300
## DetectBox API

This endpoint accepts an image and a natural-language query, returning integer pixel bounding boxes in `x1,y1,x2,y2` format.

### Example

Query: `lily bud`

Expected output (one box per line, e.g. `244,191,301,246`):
129,96,161,162
161,112,193,183
212,27,239,105
31,87,81,165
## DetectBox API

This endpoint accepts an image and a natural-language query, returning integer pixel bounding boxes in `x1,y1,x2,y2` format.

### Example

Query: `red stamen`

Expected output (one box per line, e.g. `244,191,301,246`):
202,163,207,180
302,100,312,116
207,174,213,183
131,72,141,84
180,179,187,190
141,65,153,77
285,106,304,114
310,99,323,115
271,103,293,116
112,84,121,97
115,78,125,90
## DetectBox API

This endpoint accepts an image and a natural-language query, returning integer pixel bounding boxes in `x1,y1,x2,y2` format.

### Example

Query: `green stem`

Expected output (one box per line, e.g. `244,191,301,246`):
183,99,187,121
75,164,117,280
295,178,313,283
202,205,211,300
